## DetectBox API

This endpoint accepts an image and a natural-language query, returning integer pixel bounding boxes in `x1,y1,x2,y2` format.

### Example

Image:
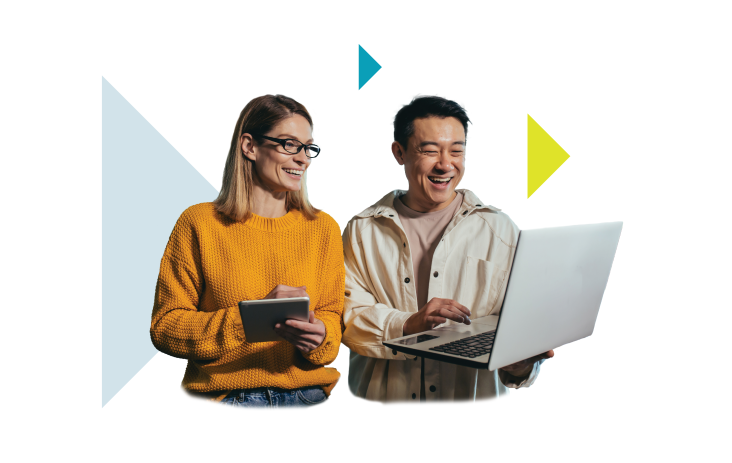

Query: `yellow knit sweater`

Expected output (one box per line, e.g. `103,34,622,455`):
150,203,345,398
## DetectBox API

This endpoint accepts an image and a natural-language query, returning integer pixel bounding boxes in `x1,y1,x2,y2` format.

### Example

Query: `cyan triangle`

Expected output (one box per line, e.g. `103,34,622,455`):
102,77,217,407
359,45,382,89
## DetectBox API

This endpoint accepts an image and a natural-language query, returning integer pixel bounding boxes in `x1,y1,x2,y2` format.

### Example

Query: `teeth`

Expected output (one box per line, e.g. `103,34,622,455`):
429,177,450,183
284,169,303,176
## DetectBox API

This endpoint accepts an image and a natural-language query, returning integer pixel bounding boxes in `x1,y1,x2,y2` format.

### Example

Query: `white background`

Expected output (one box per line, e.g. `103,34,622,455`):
2,1,731,461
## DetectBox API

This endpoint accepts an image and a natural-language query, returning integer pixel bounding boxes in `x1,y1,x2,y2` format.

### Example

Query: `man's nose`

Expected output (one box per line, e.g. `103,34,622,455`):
435,150,454,172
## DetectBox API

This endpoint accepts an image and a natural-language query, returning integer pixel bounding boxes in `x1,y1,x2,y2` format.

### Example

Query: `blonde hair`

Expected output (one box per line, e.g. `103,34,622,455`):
214,95,319,222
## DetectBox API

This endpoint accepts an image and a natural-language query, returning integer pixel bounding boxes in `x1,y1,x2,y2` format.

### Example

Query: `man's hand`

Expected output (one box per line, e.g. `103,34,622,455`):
403,298,471,336
263,284,308,300
499,350,554,377
274,311,326,353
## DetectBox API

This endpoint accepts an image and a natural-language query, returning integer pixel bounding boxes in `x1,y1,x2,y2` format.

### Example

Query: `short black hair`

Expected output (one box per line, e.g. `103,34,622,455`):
393,96,470,149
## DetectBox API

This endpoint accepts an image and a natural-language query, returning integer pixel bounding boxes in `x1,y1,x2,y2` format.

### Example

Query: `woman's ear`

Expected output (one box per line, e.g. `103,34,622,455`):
241,133,257,162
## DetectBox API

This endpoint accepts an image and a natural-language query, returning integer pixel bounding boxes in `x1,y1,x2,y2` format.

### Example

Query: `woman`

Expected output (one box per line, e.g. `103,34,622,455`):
150,95,344,407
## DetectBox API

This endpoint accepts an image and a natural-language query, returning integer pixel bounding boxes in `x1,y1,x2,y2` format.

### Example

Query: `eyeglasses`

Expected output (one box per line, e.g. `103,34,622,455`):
258,135,321,158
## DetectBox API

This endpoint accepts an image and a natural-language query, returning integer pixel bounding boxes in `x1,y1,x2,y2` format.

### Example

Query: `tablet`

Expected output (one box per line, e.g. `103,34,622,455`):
238,296,310,343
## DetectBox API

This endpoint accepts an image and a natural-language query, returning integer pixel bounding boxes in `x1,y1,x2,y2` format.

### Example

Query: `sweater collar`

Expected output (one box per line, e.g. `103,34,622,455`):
245,209,301,231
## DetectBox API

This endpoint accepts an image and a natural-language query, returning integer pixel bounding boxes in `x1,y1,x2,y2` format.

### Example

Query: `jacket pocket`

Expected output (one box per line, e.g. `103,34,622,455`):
458,256,507,318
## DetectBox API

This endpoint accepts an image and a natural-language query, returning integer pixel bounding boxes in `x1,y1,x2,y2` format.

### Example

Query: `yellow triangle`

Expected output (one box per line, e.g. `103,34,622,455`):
527,114,570,198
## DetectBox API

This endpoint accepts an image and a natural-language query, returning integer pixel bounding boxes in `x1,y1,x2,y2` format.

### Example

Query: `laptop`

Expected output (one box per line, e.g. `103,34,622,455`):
383,222,622,371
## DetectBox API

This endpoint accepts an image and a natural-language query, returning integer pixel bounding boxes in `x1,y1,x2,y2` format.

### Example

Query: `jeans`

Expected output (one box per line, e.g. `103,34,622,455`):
220,386,327,407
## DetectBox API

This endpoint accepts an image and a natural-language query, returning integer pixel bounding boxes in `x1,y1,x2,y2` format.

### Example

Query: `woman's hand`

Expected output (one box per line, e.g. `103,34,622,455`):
263,284,308,300
274,312,326,353
264,284,325,352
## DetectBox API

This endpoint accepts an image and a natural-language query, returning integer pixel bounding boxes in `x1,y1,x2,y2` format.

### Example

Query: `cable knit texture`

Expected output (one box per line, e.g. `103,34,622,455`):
151,203,345,397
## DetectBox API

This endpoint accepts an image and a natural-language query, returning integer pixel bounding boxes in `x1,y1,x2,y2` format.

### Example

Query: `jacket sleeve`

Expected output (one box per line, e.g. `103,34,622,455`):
341,220,413,361
150,212,244,361
300,217,345,366
498,359,544,389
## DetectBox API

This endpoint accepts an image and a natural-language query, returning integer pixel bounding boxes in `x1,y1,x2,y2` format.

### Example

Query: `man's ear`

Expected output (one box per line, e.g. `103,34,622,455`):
391,141,406,166
241,134,257,162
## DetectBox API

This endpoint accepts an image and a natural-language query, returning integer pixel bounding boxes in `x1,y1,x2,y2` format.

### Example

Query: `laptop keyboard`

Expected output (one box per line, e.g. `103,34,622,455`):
428,330,496,358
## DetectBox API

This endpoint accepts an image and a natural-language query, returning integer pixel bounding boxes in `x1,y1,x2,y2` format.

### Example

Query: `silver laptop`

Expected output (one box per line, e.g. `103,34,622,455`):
383,222,622,370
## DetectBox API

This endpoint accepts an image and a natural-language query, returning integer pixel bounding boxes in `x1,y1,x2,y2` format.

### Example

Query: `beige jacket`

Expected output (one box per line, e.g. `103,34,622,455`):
342,189,543,401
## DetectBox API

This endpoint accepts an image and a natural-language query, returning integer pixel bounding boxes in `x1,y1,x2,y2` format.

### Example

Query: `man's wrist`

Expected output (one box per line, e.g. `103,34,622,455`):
402,314,418,336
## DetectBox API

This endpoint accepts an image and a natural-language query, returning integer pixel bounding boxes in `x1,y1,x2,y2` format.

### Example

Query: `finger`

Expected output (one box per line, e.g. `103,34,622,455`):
426,315,447,326
277,323,323,343
275,289,307,299
443,299,471,316
295,342,316,353
284,318,324,334
277,284,306,292
442,305,471,324
274,327,297,345
437,306,469,324
309,311,315,324
278,329,318,349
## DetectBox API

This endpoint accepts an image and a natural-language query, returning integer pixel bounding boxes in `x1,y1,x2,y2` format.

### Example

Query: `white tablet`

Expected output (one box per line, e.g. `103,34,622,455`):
238,296,310,343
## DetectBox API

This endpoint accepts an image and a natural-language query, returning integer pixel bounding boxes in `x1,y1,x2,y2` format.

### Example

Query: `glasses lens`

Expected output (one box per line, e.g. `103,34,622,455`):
306,145,320,158
283,140,302,154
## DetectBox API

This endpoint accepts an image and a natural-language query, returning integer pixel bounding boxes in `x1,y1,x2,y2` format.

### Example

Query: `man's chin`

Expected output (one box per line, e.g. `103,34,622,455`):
424,189,457,206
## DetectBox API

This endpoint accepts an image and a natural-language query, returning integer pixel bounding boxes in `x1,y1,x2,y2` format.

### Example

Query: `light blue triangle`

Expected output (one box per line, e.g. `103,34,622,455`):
359,45,382,89
102,77,217,407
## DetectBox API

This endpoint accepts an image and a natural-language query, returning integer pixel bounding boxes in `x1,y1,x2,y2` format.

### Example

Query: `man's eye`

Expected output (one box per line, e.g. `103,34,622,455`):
452,151,464,156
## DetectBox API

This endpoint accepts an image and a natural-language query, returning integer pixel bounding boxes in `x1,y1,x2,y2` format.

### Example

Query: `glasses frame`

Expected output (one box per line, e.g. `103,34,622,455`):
257,135,321,159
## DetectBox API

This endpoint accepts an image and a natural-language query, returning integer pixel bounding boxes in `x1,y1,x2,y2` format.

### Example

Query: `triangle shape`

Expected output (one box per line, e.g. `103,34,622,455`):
359,45,382,89
527,114,570,198
102,77,217,406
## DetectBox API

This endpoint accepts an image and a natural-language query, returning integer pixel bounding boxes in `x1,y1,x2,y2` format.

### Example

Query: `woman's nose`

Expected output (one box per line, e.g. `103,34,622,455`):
293,148,310,165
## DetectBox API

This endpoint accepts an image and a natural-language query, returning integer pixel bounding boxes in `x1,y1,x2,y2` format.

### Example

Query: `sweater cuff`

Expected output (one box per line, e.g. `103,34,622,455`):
228,306,245,342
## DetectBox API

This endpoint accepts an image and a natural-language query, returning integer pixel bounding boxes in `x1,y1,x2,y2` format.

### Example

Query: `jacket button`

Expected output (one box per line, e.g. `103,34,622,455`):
392,349,397,355
429,385,437,392
476,204,481,207
433,271,438,278
404,277,410,283
463,210,468,215
412,393,417,399
403,243,406,247
389,214,394,217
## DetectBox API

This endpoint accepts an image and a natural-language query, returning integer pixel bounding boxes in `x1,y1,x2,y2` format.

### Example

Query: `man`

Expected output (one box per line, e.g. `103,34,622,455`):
342,96,553,401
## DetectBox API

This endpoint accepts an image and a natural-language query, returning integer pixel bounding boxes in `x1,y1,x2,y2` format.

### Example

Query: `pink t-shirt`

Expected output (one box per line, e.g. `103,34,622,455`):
393,192,464,309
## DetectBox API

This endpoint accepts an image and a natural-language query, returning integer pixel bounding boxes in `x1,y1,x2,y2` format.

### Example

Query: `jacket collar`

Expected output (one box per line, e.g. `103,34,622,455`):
354,189,500,218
